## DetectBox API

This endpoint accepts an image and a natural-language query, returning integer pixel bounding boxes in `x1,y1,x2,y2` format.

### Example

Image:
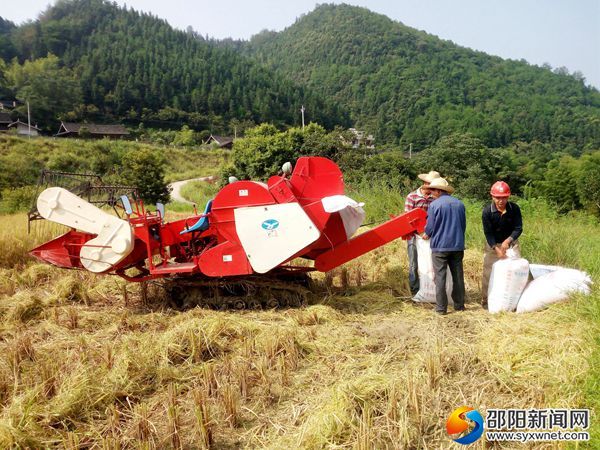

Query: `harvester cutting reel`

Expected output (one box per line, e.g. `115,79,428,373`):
27,169,138,232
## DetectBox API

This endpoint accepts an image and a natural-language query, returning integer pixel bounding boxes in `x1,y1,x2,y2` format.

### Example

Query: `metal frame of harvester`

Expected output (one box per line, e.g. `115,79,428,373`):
29,157,426,308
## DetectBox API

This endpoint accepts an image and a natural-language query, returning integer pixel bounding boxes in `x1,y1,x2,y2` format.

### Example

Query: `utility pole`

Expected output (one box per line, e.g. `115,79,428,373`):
409,142,412,159
27,101,31,139
300,105,305,131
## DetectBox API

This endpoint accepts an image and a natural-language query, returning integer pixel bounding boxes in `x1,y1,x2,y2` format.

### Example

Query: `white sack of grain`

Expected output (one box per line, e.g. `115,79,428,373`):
516,268,592,313
412,236,453,306
529,263,562,279
487,249,530,313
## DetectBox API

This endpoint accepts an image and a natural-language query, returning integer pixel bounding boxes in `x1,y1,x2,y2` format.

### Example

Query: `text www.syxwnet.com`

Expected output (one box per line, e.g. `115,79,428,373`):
486,430,589,443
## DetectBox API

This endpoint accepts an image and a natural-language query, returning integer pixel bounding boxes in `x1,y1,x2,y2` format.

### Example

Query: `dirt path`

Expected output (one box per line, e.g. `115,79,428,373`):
169,176,215,204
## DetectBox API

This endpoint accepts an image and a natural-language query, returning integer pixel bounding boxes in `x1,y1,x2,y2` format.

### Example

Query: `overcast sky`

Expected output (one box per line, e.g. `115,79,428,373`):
4,0,600,88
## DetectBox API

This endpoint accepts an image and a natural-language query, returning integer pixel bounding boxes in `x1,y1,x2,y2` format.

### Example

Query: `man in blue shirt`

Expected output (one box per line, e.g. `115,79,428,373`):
423,178,466,314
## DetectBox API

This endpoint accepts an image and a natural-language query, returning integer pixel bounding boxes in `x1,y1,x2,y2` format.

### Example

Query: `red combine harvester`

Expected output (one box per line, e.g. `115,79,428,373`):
29,157,426,308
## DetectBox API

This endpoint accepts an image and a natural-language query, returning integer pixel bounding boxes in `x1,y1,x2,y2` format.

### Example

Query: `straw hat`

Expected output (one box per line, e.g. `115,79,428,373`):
428,177,455,194
418,170,441,183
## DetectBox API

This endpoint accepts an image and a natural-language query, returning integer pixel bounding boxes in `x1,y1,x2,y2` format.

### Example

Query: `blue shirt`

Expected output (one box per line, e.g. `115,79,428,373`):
424,194,466,252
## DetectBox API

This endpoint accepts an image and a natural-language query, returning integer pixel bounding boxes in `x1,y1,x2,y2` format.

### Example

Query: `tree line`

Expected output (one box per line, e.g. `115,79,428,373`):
225,125,600,217
0,0,348,132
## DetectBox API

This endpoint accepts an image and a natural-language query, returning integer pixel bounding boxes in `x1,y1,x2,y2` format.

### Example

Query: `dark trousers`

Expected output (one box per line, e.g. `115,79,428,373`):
431,251,465,312
407,236,419,295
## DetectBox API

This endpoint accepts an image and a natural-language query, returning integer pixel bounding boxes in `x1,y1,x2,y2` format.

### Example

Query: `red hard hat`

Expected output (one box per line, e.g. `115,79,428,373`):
490,181,511,197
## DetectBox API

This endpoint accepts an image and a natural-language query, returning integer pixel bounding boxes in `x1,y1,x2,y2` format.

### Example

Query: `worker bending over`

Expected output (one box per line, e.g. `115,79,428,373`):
481,181,523,309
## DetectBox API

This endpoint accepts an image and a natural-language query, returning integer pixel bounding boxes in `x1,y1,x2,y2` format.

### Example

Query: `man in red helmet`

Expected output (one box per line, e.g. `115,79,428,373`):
481,181,523,308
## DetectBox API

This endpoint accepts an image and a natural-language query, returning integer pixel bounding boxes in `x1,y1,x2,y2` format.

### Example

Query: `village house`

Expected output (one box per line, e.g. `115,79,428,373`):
204,134,234,149
56,122,130,139
348,128,375,149
8,119,41,137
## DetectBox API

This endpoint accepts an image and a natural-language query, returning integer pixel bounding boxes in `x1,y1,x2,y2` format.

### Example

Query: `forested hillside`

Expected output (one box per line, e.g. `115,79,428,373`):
1,1,599,151
0,0,348,132
243,4,600,150
0,18,16,62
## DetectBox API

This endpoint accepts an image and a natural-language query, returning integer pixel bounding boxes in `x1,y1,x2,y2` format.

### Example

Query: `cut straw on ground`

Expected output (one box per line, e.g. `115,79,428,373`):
0,204,597,448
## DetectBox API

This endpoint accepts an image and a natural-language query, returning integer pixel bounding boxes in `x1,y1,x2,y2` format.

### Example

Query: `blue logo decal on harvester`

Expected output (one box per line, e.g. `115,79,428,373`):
261,219,280,231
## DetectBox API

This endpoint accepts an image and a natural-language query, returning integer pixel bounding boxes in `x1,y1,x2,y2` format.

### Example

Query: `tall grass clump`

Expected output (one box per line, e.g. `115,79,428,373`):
347,181,407,224
163,148,231,182
178,180,219,207
518,198,600,274
0,214,59,268
583,288,600,442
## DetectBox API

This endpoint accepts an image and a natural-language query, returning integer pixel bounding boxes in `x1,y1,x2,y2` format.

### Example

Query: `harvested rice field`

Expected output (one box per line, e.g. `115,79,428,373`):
0,201,597,449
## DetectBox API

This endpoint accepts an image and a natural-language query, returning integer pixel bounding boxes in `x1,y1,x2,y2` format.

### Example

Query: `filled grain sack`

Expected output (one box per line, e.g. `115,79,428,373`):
529,263,562,279
487,249,530,313
516,268,592,313
412,236,453,306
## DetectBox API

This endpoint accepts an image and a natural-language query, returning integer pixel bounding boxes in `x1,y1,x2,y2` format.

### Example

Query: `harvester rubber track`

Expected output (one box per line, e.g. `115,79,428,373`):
165,272,312,310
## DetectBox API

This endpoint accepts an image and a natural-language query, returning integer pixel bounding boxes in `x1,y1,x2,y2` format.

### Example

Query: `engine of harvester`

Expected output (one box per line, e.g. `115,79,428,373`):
29,157,427,309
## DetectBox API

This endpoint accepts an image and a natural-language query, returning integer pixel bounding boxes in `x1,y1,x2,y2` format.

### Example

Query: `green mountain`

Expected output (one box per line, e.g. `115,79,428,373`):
244,4,600,150
1,1,598,150
0,0,348,130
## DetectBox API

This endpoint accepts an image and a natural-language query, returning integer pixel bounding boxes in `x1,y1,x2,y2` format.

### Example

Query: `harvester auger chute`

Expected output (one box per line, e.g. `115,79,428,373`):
29,157,427,309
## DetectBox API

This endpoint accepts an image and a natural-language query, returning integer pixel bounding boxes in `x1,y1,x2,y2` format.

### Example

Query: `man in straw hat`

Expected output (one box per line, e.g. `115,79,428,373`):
423,177,466,314
481,181,523,309
404,170,439,295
